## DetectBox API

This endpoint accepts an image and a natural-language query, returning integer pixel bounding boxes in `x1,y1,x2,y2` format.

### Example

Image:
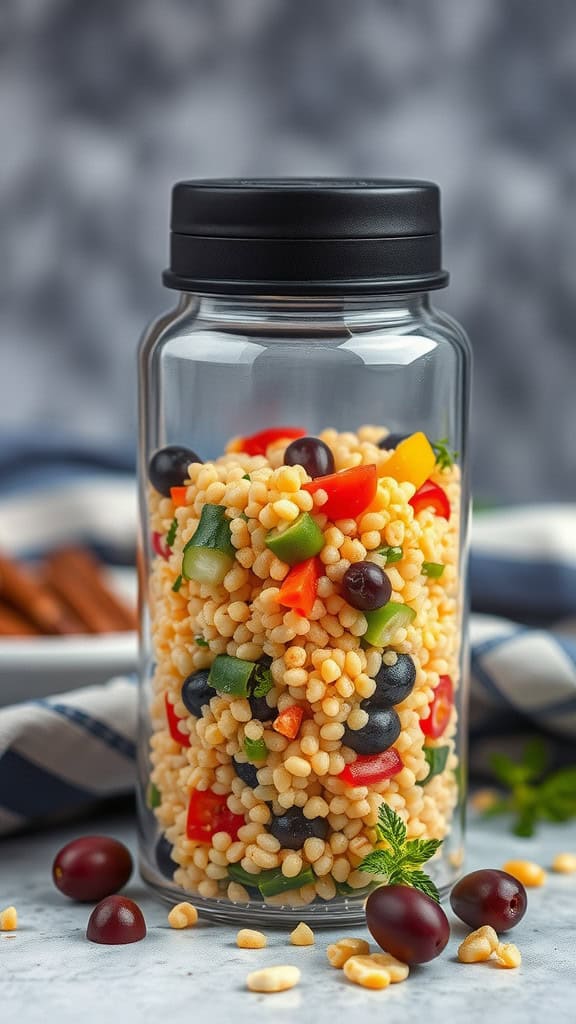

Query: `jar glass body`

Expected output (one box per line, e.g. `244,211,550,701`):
137,291,471,924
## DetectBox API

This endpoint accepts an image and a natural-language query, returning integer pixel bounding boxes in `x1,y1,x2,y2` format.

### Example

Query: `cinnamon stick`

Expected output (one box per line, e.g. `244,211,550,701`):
0,553,82,634
43,547,137,634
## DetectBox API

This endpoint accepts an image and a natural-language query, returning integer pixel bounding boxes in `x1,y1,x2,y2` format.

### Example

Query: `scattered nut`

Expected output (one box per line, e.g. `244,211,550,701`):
237,928,267,949
246,965,300,993
458,925,499,963
327,936,370,968
470,789,499,813
343,955,391,990
290,921,314,946
167,902,198,929
0,907,17,931
495,942,522,969
552,852,576,875
365,952,409,982
502,859,546,887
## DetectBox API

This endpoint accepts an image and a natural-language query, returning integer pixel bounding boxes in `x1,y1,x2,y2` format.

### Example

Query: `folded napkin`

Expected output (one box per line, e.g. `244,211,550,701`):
1,440,575,836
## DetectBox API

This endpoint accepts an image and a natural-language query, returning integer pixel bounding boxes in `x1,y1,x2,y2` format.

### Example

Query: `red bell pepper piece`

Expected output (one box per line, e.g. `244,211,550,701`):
409,479,450,520
241,426,307,457
152,531,171,561
164,693,191,748
276,557,320,617
303,464,378,520
273,705,304,740
186,788,244,843
170,486,188,507
338,748,403,786
420,675,453,738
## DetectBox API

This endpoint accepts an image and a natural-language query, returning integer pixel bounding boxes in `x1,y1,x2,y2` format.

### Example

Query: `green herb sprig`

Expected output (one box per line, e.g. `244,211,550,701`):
166,517,178,547
484,739,576,837
432,438,458,471
252,660,274,697
359,804,442,902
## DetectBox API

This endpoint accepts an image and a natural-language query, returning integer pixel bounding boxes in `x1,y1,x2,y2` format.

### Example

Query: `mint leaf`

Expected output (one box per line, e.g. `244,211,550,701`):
376,803,407,852
431,438,458,471
403,838,442,866
483,741,576,835
166,517,178,548
522,738,548,779
172,574,183,593
405,869,440,903
358,850,396,877
418,745,450,785
194,635,209,647
361,805,442,900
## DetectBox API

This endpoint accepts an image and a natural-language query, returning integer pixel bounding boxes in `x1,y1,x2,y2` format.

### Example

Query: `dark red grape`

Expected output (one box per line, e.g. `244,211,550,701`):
341,561,392,612
53,836,133,902
86,895,146,945
268,807,328,850
148,445,202,496
450,869,527,932
343,706,400,755
284,436,335,478
368,653,416,708
366,885,450,964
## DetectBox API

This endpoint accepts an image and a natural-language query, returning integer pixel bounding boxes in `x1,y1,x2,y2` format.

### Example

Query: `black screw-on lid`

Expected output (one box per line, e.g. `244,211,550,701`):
163,178,448,295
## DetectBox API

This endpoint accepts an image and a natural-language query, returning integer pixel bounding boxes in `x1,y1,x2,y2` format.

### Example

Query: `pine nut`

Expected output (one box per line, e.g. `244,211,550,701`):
168,902,198,929
343,955,391,989
458,925,498,963
246,965,301,992
495,942,522,968
290,921,315,946
552,852,576,874
237,928,267,949
0,906,18,931
327,937,370,968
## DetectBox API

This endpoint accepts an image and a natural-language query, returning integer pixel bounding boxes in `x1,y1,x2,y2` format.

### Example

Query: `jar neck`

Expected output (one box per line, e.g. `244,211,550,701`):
175,291,433,326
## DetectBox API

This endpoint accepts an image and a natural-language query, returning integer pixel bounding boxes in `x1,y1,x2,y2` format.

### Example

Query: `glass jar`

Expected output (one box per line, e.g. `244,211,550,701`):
137,180,471,924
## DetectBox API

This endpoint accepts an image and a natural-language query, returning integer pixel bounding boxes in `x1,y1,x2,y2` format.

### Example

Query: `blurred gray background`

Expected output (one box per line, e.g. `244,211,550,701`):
1,0,575,501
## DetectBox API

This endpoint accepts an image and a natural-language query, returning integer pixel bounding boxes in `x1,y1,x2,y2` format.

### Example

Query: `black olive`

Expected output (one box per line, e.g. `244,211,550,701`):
378,432,409,450
148,445,203,497
233,758,260,789
268,807,329,851
367,653,417,708
249,693,276,722
181,670,216,718
155,836,177,879
343,706,401,755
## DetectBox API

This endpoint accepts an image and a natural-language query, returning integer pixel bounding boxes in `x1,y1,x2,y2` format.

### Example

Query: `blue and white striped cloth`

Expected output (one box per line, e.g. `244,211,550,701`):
0,438,575,836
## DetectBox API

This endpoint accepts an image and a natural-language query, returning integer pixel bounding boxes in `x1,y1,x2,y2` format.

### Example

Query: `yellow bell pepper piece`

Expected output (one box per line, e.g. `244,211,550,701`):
382,432,436,489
